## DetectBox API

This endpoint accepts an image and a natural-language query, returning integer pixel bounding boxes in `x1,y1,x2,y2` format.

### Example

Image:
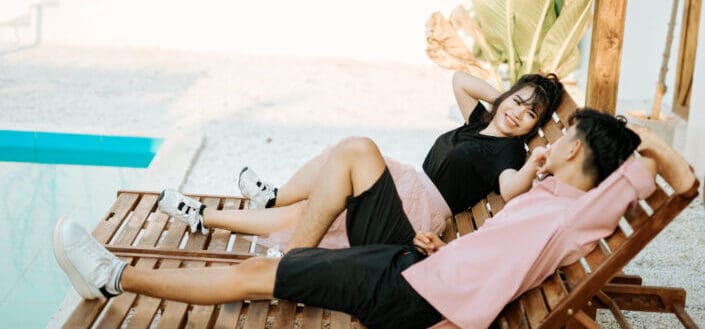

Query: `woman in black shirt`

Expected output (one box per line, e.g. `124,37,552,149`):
160,72,564,249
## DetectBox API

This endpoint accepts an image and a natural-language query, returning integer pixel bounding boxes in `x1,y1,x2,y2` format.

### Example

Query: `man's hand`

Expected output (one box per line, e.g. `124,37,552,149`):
630,124,695,194
413,232,447,255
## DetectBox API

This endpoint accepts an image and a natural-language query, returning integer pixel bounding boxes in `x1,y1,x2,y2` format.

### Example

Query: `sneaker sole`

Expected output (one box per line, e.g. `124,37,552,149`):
52,218,101,299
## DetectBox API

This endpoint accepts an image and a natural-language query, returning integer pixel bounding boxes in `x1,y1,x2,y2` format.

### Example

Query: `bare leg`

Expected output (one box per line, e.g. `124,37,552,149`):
274,150,329,207
121,257,279,305
287,137,386,250
202,201,307,235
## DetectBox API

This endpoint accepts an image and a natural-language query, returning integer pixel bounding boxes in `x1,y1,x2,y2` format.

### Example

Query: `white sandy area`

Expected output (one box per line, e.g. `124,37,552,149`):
1,46,702,327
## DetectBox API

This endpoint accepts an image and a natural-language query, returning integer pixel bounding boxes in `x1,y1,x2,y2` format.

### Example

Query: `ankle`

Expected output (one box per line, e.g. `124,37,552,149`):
103,261,127,297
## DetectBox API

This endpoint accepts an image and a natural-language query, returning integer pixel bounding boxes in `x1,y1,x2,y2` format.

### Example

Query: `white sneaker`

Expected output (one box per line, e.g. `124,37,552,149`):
53,218,126,300
238,167,277,209
158,189,208,234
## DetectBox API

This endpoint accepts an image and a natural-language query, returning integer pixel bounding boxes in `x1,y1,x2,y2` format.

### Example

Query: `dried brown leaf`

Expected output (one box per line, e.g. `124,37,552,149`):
425,12,489,78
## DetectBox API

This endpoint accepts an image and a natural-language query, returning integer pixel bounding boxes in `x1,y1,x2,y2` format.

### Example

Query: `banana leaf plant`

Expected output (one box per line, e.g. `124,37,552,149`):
426,0,593,90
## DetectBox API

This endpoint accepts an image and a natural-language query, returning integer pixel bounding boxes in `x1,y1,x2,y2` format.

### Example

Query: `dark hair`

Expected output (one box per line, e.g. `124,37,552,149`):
569,108,641,183
482,73,565,140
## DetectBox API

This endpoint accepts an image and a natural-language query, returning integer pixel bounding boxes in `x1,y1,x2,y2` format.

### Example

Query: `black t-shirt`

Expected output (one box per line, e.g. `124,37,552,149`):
422,103,526,214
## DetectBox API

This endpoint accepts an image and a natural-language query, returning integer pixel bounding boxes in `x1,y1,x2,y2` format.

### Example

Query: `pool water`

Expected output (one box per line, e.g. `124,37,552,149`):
0,130,163,168
0,162,145,327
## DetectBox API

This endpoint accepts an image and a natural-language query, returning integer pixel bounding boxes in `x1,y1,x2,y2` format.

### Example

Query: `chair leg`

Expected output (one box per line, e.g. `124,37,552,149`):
672,304,700,329
595,290,632,329
595,284,699,328
566,311,600,329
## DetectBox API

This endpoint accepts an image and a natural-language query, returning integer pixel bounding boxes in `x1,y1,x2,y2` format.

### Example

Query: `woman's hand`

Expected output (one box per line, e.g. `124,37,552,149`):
453,71,501,124
413,232,447,255
498,146,547,202
530,146,549,176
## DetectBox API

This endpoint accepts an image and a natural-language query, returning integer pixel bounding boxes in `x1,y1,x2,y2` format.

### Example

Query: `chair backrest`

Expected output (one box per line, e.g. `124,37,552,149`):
441,93,701,328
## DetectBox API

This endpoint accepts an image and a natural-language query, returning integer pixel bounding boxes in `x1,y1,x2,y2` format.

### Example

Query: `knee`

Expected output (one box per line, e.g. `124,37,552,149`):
335,136,380,159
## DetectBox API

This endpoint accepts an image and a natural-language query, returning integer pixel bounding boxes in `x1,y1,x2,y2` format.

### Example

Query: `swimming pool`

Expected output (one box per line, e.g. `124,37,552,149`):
0,131,161,327
0,130,163,167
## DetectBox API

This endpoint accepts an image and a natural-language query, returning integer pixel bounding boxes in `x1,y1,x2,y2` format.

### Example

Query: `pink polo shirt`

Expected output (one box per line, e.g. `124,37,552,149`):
402,159,656,329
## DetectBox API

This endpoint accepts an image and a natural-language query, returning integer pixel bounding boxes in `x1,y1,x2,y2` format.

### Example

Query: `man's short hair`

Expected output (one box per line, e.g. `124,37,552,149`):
569,108,641,183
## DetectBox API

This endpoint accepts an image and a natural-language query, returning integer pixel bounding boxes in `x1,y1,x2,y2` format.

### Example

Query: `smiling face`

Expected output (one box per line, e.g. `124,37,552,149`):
489,86,543,137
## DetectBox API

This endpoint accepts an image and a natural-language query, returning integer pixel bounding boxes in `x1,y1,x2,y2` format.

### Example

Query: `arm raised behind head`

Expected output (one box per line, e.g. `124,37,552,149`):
631,125,696,194
452,71,501,124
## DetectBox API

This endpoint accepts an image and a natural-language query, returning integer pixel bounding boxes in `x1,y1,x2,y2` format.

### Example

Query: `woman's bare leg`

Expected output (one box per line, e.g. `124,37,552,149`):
120,257,279,305
273,150,329,207
202,201,307,235
203,137,383,237
287,137,386,250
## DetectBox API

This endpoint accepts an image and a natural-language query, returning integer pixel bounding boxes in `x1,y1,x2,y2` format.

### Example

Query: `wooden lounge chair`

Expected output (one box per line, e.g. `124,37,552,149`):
52,96,700,328
439,95,701,329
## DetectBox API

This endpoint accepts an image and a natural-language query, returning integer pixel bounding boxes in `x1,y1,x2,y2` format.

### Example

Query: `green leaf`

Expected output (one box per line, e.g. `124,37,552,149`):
554,0,564,15
538,0,593,75
473,0,517,81
513,0,556,75
555,47,580,79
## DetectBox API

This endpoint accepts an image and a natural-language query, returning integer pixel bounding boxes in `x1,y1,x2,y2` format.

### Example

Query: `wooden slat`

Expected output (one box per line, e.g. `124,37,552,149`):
455,211,473,236
158,197,211,329
330,310,352,329
542,120,564,144
554,94,578,126
270,301,297,329
301,307,324,329
94,192,141,244
644,186,669,212
584,245,608,275
243,301,270,329
212,198,246,329
122,213,169,328
503,300,528,329
522,287,549,328
605,229,628,254
540,273,569,309
470,201,491,230
624,203,650,230
129,209,191,328
441,217,458,243
95,195,162,329
527,136,547,151
62,192,142,329
562,262,587,291
213,302,244,329
486,192,505,216
586,0,628,114
183,197,223,329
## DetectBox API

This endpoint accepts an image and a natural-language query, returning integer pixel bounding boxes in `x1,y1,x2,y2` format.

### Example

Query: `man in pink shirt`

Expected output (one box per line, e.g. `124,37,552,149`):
53,109,663,328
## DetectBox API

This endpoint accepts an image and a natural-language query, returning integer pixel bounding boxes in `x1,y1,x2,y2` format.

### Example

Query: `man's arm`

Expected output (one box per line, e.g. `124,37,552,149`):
452,71,501,124
631,125,696,194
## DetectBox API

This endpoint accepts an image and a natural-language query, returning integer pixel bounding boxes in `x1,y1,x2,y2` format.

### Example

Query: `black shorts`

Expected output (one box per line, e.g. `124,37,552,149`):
273,245,442,329
345,168,416,246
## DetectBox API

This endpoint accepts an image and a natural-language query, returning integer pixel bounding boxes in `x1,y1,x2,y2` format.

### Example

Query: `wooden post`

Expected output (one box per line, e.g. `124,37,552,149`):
585,0,629,114
673,0,702,120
